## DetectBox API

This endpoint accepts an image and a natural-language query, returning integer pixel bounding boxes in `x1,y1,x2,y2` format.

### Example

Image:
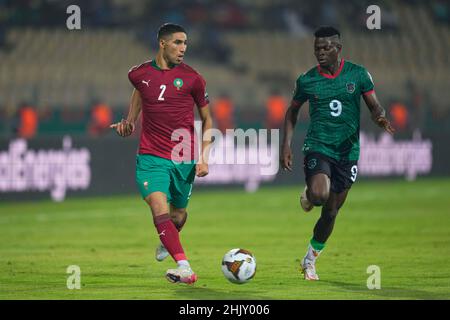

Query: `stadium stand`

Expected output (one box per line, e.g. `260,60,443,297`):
0,0,449,136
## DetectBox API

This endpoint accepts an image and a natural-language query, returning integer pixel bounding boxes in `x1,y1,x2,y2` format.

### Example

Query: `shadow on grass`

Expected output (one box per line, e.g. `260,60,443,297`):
321,280,448,300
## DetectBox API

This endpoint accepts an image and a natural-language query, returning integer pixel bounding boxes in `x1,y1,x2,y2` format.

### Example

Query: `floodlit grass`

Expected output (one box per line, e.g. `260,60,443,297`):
0,178,449,299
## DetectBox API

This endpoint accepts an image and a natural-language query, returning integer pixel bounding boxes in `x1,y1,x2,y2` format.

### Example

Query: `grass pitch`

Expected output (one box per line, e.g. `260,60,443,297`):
0,178,449,300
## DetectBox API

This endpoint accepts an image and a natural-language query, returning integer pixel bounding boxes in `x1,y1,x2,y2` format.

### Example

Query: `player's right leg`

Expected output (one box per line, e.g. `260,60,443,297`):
145,192,197,284
155,205,187,262
156,160,195,262
136,154,197,284
161,161,198,283
301,153,331,212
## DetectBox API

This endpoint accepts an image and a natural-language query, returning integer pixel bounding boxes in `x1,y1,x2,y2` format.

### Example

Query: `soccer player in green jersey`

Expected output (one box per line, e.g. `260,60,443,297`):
281,26,395,280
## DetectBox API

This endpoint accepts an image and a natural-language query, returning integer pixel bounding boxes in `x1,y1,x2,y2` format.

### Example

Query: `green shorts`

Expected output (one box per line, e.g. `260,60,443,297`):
135,154,196,209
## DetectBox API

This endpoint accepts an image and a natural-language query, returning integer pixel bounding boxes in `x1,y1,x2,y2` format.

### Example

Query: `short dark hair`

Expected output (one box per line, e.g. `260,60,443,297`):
157,23,187,40
314,26,341,38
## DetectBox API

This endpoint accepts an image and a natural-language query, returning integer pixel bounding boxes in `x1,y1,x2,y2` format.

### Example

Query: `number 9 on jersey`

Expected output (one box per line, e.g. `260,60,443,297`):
329,99,342,117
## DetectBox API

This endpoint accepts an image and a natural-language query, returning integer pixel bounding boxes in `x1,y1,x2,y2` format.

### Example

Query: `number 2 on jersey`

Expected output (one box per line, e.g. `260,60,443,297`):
329,99,342,117
158,85,166,101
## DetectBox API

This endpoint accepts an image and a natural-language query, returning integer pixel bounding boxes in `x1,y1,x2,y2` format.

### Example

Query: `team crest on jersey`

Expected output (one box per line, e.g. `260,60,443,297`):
346,82,356,94
173,78,184,90
307,159,317,170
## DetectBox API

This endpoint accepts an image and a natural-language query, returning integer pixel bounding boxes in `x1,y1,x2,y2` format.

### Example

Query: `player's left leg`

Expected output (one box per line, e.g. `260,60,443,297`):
145,192,197,284
313,189,349,244
170,205,188,231
163,161,197,283
301,190,349,280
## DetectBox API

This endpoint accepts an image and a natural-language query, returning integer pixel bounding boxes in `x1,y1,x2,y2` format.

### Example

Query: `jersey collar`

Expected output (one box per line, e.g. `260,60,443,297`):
317,59,345,79
151,59,181,71
150,59,162,70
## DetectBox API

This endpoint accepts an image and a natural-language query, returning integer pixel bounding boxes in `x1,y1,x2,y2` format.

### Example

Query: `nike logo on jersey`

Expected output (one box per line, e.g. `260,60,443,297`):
158,230,166,237
142,80,151,87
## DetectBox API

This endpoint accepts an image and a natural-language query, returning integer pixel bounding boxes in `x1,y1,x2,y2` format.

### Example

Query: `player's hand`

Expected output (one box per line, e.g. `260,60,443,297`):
376,116,395,135
196,163,209,177
280,145,293,172
110,119,135,137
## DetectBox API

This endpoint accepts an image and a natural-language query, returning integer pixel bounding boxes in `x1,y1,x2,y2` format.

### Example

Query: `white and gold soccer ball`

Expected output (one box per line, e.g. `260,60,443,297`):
221,248,257,284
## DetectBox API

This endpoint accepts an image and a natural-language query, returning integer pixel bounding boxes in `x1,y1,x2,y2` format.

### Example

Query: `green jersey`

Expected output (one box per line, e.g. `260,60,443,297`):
292,59,374,161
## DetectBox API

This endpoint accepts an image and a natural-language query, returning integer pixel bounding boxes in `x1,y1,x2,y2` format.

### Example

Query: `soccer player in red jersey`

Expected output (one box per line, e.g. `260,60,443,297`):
111,23,212,284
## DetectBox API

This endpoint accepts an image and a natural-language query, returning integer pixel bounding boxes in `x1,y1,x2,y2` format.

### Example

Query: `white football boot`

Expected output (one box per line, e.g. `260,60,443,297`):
300,186,314,212
166,265,198,284
301,257,319,281
155,242,169,262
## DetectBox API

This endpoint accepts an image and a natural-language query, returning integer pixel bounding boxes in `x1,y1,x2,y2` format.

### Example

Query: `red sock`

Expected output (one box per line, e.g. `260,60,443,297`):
153,213,187,262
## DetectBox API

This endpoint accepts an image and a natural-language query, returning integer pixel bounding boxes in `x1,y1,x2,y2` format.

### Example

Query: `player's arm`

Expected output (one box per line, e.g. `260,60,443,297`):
110,88,142,137
196,104,212,177
281,100,304,171
363,91,395,135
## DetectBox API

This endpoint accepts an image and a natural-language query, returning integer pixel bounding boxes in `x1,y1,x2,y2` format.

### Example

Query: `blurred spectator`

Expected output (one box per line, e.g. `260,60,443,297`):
282,8,311,38
0,24,6,50
15,103,38,139
185,1,209,25
214,1,248,30
88,102,113,136
320,0,339,27
431,0,450,25
260,4,285,30
406,80,425,131
390,101,409,131
37,103,53,123
382,5,400,32
213,93,234,133
266,90,287,129
197,25,232,63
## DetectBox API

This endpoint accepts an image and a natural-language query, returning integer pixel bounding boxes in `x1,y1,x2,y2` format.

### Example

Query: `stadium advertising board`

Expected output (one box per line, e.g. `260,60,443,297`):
0,131,437,202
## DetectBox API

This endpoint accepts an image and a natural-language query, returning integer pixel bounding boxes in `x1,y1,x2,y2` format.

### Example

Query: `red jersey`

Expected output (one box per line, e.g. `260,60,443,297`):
128,60,209,160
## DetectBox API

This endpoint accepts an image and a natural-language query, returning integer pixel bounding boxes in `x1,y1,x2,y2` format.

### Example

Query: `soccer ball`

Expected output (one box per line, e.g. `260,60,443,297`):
221,248,256,284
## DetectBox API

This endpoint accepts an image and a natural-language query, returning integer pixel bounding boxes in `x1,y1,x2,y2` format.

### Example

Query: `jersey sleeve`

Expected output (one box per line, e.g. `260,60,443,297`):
292,76,308,104
192,74,209,108
360,68,375,95
128,66,139,89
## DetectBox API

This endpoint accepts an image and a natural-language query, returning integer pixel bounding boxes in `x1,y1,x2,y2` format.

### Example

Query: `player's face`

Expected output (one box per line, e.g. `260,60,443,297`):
161,32,187,65
314,37,340,67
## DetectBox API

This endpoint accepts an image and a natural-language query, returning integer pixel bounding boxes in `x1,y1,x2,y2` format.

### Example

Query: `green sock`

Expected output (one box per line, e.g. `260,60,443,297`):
310,237,326,252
